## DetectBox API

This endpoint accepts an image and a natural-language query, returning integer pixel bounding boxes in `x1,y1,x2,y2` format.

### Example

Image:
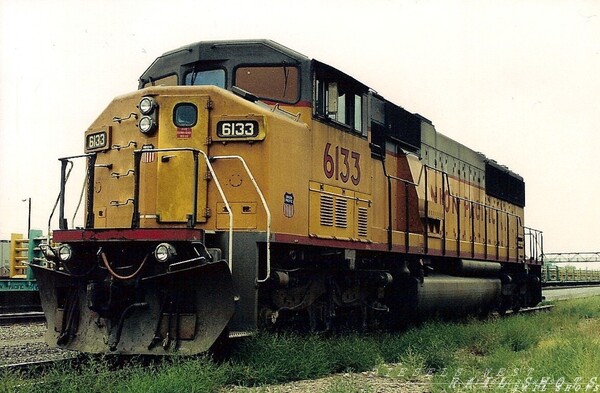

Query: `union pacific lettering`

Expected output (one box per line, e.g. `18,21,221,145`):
428,185,495,222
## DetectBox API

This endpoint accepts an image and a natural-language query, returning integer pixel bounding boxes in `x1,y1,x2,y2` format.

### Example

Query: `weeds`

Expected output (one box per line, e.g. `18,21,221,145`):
228,332,332,385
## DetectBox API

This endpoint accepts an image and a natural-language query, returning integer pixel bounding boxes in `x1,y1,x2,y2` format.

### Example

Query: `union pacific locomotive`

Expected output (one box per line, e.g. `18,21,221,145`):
32,40,543,355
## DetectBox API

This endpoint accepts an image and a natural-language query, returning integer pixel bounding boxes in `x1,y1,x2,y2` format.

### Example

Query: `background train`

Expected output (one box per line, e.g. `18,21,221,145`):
0,232,41,313
32,40,543,355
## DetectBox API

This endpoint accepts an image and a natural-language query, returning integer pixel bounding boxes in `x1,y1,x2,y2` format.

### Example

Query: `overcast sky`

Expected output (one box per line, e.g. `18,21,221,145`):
1,0,599,253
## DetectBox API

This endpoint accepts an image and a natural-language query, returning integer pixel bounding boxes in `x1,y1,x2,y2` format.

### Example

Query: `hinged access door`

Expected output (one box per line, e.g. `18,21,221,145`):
156,95,210,223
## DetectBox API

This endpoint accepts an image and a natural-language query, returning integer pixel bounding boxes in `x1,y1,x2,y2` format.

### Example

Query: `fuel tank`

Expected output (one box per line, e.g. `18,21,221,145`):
391,274,502,321
416,274,501,316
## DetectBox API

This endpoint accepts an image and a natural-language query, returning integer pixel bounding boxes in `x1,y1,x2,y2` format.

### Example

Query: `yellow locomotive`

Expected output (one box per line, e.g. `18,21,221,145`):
32,40,543,355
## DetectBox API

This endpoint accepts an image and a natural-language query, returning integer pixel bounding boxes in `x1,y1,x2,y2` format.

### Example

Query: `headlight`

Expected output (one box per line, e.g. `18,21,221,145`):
154,243,176,263
138,97,156,115
58,244,73,262
138,116,156,134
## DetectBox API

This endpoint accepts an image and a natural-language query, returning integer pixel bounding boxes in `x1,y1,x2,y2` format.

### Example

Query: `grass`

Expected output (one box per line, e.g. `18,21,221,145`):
2,297,600,392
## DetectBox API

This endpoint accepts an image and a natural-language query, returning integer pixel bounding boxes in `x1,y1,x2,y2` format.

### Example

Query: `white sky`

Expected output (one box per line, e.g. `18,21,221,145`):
1,0,599,253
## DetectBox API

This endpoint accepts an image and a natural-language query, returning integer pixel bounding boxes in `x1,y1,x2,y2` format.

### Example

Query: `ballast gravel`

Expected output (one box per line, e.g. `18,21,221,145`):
0,322,76,366
223,369,432,393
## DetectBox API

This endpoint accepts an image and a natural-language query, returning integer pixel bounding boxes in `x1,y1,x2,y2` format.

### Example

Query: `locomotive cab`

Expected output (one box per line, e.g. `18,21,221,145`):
32,41,315,354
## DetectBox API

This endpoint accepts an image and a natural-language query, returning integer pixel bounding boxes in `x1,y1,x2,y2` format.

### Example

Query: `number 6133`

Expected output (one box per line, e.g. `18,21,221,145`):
323,143,361,186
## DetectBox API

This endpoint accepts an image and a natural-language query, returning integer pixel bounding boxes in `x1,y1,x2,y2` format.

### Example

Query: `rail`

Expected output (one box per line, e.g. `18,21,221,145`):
524,227,544,263
53,148,271,275
211,155,272,283
0,311,45,325
52,150,233,268
436,170,524,262
380,157,526,262
55,154,95,231
132,147,234,269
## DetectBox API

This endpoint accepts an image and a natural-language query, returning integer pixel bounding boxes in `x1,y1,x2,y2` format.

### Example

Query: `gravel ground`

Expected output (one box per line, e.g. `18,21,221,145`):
223,366,432,393
0,322,76,366
543,285,600,301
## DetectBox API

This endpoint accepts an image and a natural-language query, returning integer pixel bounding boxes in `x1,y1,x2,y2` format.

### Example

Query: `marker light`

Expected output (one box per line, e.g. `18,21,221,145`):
58,244,73,262
138,116,156,134
138,97,156,115
154,243,176,263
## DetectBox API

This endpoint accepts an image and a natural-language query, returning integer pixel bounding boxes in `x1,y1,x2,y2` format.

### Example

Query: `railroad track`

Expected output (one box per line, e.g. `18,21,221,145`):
0,311,46,325
512,304,554,314
0,356,80,377
492,304,554,317
0,354,161,377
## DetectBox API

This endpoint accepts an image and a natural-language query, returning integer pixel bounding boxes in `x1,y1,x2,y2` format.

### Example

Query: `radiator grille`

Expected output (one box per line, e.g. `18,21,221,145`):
320,194,334,226
335,198,348,228
357,207,368,237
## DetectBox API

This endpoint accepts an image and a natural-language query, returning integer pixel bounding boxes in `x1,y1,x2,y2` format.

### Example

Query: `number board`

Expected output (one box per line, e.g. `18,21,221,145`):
217,120,260,139
85,128,111,152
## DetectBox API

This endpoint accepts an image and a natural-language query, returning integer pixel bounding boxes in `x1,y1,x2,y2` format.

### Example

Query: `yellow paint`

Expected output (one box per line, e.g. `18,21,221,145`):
216,202,257,230
9,233,28,278
155,95,210,223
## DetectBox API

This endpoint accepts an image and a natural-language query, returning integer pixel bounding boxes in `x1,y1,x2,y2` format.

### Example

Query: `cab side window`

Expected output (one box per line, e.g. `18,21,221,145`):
314,71,364,134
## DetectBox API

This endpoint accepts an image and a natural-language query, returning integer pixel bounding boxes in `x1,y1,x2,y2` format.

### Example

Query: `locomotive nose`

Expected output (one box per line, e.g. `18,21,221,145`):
122,260,235,354
31,258,234,355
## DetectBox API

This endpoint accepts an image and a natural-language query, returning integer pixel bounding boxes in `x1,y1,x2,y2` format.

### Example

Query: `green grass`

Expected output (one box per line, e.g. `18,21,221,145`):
2,297,600,392
427,298,600,392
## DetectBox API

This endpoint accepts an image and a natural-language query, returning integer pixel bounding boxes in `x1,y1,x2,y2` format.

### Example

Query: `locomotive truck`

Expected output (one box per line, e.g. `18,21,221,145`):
32,40,543,355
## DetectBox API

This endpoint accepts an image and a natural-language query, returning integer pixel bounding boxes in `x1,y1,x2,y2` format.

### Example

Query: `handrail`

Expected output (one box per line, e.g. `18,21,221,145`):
54,147,274,276
434,167,522,221
524,227,544,263
54,153,96,231
379,156,420,253
72,177,88,229
50,159,73,234
133,147,234,271
438,170,522,262
380,156,523,261
211,155,272,283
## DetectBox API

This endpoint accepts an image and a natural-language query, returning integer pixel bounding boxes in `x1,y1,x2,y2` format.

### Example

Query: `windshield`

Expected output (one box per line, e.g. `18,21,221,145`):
235,66,299,103
184,69,226,88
